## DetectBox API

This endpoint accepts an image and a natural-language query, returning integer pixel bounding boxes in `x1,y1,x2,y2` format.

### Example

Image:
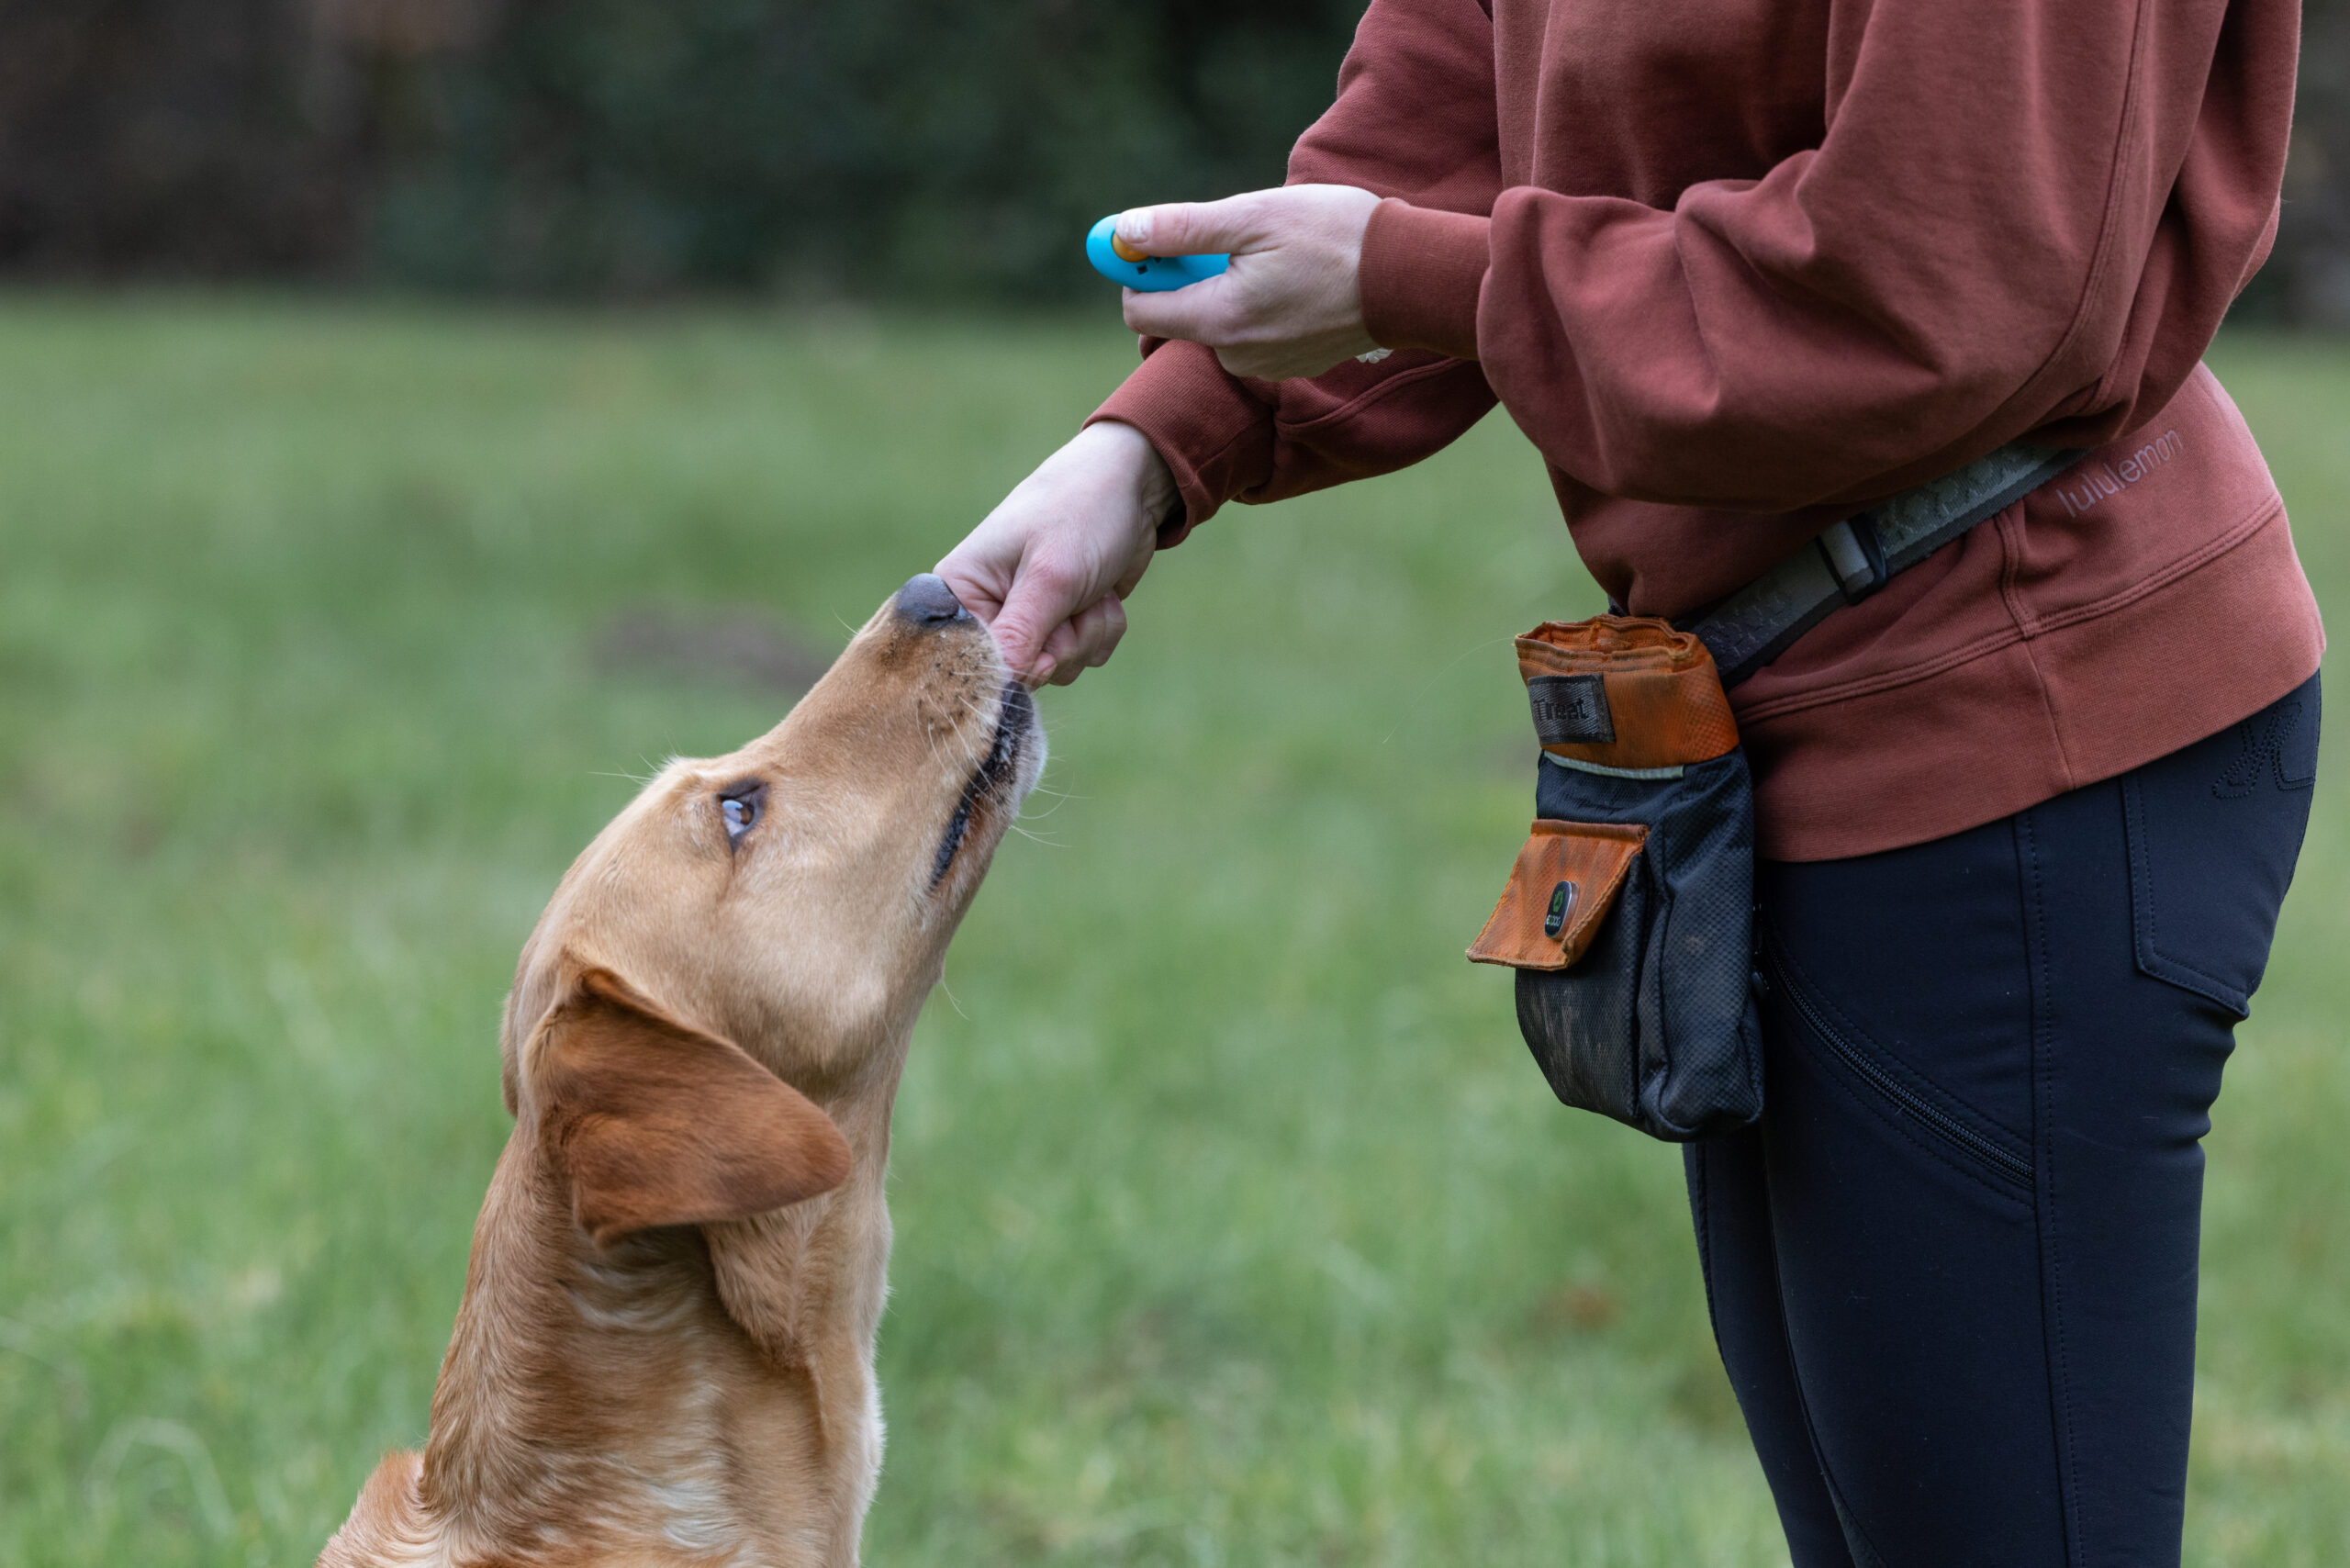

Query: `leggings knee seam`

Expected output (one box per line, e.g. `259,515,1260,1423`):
1689,1148,1724,1338
2020,805,2087,1568
1764,1224,1889,1568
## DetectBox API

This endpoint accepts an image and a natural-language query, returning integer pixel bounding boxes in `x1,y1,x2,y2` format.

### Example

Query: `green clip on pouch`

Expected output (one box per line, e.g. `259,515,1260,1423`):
1468,618,1762,1140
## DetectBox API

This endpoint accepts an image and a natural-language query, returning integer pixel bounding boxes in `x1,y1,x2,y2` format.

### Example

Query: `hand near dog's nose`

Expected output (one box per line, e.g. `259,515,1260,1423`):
936,420,1171,687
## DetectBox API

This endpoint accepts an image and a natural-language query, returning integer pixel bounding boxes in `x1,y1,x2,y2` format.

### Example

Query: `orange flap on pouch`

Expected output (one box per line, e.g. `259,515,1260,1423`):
1467,820,1648,971
1516,617,1739,771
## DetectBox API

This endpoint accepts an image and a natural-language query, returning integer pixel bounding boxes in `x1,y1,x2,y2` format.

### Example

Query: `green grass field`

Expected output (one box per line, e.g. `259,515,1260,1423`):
0,297,2343,1565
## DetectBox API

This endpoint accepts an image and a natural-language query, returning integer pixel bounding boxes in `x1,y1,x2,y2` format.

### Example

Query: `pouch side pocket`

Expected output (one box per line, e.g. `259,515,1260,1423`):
1467,820,1648,971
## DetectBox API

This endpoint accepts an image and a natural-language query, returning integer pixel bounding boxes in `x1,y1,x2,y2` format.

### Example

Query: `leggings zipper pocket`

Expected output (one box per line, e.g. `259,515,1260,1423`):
1761,942,2032,1188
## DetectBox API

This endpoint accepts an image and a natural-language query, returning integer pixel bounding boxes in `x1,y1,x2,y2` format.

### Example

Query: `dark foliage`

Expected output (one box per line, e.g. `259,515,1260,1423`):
0,0,2346,317
2268,0,2350,324
0,0,1365,297
372,0,1363,297
0,0,357,276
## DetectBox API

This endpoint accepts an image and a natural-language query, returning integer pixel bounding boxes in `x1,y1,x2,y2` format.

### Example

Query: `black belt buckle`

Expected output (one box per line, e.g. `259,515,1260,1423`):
1817,512,1889,605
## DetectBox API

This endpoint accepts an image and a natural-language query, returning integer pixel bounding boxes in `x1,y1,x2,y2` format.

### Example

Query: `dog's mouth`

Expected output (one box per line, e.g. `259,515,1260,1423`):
927,678,1036,889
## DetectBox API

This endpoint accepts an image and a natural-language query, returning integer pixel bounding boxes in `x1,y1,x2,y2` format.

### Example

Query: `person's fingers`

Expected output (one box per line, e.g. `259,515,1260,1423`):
1034,625,1078,688
1113,196,1265,261
1036,606,1095,686
1092,597,1130,667
1069,592,1127,668
983,574,1069,681
1036,594,1126,687
985,547,1104,683
1117,185,1381,376
1122,276,1237,343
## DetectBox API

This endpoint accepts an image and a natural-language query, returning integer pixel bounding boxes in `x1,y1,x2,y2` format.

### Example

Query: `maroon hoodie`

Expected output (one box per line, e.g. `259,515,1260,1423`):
1092,0,2324,859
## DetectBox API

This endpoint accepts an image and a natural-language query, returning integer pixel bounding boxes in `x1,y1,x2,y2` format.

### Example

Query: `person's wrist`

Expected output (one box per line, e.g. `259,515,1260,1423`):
1086,420,1178,532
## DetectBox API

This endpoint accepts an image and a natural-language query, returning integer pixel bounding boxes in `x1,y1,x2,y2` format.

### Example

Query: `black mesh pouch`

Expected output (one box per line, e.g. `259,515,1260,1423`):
1467,618,1762,1141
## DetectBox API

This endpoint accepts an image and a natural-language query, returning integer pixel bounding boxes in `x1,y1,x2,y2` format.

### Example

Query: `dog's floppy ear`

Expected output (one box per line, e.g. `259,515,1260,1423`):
531,967,852,1246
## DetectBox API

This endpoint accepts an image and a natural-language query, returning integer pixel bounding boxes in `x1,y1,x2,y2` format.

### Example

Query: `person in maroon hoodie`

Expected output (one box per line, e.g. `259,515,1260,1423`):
937,1,2322,1561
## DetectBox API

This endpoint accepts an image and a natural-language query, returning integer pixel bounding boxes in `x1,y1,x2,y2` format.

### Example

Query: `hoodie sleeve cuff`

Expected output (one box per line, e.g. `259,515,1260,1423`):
1084,338,1276,547
1359,198,1490,362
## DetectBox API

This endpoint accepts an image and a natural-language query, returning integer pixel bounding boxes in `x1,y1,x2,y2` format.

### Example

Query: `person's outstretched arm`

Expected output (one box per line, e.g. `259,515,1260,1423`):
938,0,1505,685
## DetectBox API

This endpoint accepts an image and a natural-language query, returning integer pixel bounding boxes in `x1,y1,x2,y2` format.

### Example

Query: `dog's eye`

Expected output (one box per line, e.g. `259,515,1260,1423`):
717,782,766,845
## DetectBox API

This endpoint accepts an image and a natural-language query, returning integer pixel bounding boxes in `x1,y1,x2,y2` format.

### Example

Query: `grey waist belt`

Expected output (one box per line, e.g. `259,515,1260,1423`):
1683,442,2087,689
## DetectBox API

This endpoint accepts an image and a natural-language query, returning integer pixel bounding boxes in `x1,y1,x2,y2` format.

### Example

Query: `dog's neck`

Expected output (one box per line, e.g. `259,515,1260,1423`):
412,1044,907,1567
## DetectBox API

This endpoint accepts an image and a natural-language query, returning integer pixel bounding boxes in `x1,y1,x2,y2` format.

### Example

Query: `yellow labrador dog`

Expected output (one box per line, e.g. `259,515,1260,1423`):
321,575,1041,1567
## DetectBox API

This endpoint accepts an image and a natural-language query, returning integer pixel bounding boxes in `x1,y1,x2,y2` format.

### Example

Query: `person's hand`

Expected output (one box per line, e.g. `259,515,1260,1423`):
936,420,1174,687
1115,185,1382,379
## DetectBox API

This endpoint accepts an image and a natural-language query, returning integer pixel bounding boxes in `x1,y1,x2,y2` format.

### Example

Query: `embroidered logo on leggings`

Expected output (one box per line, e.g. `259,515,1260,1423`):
2213,700,2316,798
1529,675,1615,746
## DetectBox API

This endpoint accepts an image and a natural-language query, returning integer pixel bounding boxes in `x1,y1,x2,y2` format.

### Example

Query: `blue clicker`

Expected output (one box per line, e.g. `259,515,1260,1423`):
1085,214,1229,292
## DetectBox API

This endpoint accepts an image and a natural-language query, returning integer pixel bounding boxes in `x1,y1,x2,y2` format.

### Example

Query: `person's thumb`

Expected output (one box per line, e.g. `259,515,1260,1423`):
1114,196,1256,259
983,558,1086,683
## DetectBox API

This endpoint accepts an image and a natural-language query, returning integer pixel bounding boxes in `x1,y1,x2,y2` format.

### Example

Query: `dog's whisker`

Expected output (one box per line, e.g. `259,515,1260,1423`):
910,692,985,780
934,969,972,1021
945,692,1003,734
914,712,957,776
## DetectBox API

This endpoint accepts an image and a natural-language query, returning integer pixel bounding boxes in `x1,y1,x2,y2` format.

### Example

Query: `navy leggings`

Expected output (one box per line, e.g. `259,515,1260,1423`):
1687,674,2319,1567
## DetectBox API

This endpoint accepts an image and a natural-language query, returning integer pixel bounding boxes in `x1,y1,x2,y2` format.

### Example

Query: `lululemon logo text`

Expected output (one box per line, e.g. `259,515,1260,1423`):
2056,429,2183,517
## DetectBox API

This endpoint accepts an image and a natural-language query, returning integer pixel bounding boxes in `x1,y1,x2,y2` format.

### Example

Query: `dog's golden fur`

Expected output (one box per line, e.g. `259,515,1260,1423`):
320,584,1042,1567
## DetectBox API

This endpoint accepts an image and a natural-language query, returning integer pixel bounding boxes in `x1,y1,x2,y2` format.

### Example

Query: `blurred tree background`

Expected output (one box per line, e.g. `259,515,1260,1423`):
2286,0,2350,324
4,0,2342,314
0,0,1362,300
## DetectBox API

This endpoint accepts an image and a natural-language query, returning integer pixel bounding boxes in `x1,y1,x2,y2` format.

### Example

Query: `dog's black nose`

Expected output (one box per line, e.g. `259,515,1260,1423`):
893,573,967,627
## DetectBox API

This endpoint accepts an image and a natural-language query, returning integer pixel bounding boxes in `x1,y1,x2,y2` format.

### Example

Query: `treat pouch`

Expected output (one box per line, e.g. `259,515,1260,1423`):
1469,618,1763,1140
1467,821,1647,970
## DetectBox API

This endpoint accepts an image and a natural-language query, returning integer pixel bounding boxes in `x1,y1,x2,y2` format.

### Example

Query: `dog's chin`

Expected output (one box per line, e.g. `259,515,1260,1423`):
991,677,1045,802
927,678,1044,892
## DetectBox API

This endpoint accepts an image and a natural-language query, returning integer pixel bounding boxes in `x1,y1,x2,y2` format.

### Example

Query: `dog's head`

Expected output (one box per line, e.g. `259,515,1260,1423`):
498,574,1044,1243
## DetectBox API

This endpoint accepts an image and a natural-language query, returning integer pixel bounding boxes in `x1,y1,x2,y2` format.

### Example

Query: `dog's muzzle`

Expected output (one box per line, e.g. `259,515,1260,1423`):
928,678,1035,888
